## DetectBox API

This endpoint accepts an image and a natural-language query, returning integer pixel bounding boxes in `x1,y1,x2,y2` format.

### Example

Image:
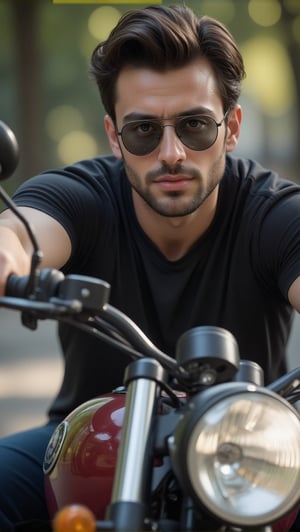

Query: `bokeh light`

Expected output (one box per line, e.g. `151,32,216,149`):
248,0,282,27
57,130,99,164
241,36,295,115
46,105,84,142
88,6,121,42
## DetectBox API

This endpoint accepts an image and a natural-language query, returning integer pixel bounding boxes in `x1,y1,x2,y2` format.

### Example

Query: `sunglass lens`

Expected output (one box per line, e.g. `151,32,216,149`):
177,116,218,150
122,122,162,155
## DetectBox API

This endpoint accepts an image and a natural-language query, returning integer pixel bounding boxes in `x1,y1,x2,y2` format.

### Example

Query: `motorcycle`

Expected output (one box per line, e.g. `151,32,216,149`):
0,120,300,532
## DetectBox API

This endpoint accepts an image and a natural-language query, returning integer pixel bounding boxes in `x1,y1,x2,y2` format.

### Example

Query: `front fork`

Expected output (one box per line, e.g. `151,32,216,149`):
104,359,273,532
106,358,166,531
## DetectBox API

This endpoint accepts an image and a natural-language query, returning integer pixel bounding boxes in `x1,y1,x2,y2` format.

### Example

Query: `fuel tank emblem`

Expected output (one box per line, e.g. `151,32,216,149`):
43,420,68,475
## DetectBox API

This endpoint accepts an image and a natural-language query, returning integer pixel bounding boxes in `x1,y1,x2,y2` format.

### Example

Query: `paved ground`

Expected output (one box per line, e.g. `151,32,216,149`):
0,307,299,438
0,308,62,437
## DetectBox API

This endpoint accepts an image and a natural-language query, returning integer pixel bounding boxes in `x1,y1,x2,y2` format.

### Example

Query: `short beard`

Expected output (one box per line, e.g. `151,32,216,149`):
123,154,225,218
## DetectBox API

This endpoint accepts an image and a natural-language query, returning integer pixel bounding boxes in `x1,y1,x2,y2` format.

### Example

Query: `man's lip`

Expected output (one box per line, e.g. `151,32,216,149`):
154,174,193,183
153,175,193,191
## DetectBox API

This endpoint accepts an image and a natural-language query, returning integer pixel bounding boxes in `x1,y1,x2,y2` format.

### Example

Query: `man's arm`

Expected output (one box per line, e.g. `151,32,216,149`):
0,207,71,296
288,276,300,313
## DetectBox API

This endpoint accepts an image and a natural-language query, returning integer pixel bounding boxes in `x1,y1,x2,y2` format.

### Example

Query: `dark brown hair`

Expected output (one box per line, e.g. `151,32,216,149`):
90,4,246,121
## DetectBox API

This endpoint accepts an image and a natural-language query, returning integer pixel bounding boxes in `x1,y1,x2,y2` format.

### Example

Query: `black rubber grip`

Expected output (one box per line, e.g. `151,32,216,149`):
5,274,29,297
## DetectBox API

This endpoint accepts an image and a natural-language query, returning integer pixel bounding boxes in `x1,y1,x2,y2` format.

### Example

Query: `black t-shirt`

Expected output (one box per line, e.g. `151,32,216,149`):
12,154,300,419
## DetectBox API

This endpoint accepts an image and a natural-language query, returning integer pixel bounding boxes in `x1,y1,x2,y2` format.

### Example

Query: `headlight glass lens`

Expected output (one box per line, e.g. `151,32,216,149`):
187,392,300,526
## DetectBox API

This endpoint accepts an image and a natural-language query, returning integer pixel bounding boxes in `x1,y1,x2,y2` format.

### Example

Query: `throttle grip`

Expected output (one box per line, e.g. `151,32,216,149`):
5,269,65,299
5,273,29,297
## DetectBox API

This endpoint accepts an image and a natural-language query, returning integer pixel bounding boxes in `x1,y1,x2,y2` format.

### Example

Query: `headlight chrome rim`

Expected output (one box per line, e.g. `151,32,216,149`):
169,383,300,527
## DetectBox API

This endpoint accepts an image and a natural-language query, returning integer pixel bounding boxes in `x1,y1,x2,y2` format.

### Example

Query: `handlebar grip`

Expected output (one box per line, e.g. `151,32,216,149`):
5,274,30,297
5,269,65,299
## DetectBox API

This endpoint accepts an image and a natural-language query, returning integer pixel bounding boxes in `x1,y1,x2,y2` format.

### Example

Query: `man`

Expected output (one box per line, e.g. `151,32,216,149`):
0,4,299,530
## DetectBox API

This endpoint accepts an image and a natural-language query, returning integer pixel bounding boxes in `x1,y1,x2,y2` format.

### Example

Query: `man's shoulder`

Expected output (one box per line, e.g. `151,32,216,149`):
63,154,124,182
29,155,126,200
13,155,127,214
225,154,300,196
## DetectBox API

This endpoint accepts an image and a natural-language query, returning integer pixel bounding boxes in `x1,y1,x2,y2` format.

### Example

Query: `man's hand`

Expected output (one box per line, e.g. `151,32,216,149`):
0,207,72,296
288,276,300,313
0,225,32,296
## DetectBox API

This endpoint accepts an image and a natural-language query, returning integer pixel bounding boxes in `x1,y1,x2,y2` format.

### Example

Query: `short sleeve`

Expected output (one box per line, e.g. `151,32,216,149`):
253,192,300,300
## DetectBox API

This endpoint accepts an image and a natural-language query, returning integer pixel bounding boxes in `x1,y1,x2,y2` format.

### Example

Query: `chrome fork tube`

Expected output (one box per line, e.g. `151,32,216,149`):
106,358,166,530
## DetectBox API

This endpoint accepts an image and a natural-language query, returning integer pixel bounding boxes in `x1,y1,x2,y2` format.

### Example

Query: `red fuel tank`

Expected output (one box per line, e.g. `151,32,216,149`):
44,391,299,532
44,393,125,519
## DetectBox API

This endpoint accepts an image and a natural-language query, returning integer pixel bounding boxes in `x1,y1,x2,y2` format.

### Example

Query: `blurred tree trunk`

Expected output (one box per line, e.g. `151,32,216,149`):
11,0,43,182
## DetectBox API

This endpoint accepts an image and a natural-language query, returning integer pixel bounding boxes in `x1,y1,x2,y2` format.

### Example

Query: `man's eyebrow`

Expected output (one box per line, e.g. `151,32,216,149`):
177,107,215,117
123,112,157,123
122,107,215,123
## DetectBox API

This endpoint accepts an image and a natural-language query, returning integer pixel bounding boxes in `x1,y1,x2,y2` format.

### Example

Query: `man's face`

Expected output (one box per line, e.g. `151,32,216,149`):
105,58,241,218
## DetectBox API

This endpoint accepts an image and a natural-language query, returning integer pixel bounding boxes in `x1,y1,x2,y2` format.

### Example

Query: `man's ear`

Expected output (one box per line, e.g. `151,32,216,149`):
104,115,123,159
225,105,242,153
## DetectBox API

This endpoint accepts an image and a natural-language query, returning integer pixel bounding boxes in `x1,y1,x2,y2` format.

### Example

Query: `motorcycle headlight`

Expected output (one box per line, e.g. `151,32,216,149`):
169,382,300,527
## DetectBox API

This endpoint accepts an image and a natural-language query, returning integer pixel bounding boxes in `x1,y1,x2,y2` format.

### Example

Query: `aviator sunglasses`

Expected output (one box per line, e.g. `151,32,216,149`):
117,111,228,156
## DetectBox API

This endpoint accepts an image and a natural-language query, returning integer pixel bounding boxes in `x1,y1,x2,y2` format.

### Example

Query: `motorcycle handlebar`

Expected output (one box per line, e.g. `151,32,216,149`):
2,269,300,401
2,268,185,382
5,269,110,309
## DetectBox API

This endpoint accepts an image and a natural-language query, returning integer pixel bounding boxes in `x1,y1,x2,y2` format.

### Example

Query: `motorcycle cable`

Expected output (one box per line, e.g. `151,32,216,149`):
57,314,184,405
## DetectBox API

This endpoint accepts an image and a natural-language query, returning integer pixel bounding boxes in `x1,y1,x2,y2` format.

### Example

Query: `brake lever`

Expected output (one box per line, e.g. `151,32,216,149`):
0,295,82,316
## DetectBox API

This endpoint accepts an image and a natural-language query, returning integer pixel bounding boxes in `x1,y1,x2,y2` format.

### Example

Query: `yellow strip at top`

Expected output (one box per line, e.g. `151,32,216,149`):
53,0,162,4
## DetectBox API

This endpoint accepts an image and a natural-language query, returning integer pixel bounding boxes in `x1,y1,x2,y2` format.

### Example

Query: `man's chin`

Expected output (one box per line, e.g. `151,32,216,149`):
145,198,203,218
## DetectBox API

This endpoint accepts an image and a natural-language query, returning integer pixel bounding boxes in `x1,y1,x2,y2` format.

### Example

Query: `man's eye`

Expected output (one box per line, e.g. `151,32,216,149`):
189,119,202,128
184,117,209,130
136,122,156,134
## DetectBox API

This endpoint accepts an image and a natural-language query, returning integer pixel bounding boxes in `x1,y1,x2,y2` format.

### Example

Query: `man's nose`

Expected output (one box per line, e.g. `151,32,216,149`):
157,124,187,166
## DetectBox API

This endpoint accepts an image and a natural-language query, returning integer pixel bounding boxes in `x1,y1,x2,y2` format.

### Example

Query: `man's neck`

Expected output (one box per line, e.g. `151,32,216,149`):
132,187,219,261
